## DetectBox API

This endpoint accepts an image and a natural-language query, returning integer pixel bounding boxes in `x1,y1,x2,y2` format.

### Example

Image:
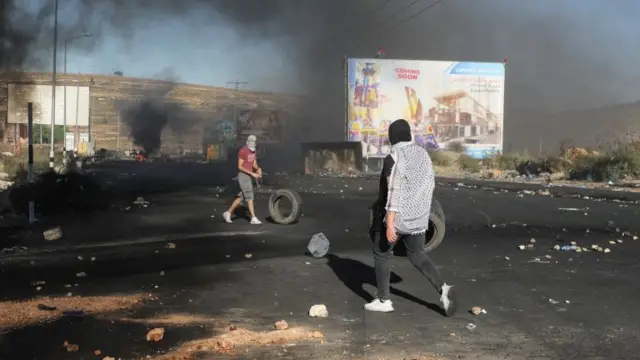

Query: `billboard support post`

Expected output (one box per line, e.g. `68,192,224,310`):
344,56,348,141
49,0,58,169
27,102,35,224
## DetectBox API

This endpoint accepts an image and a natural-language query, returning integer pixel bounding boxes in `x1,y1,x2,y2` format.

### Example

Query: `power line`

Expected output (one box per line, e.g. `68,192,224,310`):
373,0,424,29
385,0,446,31
367,0,394,18
258,0,444,83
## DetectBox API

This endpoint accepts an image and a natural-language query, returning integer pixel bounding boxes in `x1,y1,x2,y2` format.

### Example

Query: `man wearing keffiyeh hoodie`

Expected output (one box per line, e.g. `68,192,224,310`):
366,119,458,316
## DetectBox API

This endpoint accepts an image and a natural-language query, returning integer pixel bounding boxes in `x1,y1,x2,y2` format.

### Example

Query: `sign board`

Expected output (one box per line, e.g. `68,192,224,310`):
346,58,505,159
236,109,284,146
65,132,75,150
7,84,91,126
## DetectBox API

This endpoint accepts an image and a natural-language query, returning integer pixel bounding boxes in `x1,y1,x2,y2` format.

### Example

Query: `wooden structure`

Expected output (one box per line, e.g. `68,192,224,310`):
0,72,301,153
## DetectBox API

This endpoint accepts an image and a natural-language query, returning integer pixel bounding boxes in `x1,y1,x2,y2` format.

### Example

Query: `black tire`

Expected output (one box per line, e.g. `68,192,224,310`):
268,188,302,225
424,199,446,252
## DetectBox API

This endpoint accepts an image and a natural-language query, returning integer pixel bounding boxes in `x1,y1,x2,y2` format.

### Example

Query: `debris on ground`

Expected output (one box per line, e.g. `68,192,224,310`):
470,306,487,315
37,304,56,311
43,226,62,241
309,304,328,318
146,327,165,342
133,196,150,207
76,272,87,277
0,294,147,330
466,323,477,330
152,326,324,359
274,320,288,330
1,246,28,253
244,253,252,259
62,341,79,352
165,242,176,249
308,233,330,258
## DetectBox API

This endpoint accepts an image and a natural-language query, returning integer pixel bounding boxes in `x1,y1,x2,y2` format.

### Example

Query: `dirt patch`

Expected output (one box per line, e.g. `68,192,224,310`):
116,313,219,326
0,294,147,330
152,326,324,359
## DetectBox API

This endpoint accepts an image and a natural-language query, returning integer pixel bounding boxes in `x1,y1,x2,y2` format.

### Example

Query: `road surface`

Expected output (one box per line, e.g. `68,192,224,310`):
0,164,639,360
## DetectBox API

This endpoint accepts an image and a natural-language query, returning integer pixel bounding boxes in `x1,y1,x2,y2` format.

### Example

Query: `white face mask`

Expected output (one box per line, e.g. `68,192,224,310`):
246,136,257,151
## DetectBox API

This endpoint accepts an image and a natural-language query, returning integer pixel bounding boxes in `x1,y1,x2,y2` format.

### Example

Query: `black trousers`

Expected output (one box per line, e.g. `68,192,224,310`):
371,230,444,301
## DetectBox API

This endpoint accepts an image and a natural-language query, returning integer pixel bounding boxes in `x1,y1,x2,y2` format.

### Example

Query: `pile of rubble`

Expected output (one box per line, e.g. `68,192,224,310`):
0,172,12,191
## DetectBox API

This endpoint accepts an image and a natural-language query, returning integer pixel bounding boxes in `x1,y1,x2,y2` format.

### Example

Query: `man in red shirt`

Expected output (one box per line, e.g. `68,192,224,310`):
223,135,263,224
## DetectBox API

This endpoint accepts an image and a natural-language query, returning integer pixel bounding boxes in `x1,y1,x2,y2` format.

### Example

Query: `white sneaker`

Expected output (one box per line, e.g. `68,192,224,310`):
440,284,457,317
250,217,262,225
364,299,394,312
222,211,233,223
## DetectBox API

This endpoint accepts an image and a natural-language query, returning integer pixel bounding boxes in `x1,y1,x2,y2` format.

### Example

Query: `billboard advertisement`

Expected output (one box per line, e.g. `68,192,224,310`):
7,84,91,126
346,58,505,158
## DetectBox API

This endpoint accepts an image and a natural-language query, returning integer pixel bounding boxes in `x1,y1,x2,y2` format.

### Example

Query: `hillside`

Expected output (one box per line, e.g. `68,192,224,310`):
505,101,640,155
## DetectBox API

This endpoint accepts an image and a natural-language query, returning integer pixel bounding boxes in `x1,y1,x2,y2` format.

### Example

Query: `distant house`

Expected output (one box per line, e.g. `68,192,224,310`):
430,90,501,142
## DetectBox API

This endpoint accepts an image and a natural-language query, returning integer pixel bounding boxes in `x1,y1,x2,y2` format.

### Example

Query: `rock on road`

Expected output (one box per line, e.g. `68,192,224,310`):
0,169,639,360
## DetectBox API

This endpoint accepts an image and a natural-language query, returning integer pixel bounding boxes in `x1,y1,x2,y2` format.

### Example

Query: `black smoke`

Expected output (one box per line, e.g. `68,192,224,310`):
4,0,640,153
116,83,202,155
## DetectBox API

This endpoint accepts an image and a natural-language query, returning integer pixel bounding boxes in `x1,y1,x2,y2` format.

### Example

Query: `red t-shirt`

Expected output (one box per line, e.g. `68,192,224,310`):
238,146,256,173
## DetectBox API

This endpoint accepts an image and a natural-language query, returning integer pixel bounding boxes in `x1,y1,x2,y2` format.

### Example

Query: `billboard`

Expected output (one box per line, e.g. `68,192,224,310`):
7,84,91,126
346,58,505,158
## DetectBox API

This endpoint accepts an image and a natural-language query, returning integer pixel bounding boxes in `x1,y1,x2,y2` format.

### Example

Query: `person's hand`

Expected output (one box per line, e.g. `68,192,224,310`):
386,223,398,244
257,168,263,177
252,172,261,179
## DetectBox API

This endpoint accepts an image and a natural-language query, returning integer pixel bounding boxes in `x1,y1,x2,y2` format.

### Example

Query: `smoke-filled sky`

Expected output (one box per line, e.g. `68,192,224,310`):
5,0,640,146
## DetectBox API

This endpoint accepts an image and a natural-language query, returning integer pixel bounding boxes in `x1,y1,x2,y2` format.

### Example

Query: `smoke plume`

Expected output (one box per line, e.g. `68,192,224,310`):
3,0,640,152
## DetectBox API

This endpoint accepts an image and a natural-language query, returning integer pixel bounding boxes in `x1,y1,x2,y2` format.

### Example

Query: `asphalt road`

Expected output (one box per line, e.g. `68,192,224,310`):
0,162,639,360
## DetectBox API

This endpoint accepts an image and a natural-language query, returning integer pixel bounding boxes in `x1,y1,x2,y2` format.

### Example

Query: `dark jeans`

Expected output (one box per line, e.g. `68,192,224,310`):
372,230,444,301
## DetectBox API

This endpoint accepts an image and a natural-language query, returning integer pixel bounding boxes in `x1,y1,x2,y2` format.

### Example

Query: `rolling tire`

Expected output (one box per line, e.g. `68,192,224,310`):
424,199,446,252
268,188,302,225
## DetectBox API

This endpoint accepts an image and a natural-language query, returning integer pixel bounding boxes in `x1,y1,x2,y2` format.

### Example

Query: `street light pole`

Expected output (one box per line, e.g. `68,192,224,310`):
63,32,91,162
49,0,58,169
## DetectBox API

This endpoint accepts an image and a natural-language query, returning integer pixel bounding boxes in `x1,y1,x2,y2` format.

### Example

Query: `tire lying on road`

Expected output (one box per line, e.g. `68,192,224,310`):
424,199,446,252
268,188,302,225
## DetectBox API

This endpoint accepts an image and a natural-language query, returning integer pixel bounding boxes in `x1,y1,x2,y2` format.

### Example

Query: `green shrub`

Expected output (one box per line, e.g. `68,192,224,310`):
429,150,459,167
458,154,481,172
484,151,531,171
564,139,640,181
446,141,466,153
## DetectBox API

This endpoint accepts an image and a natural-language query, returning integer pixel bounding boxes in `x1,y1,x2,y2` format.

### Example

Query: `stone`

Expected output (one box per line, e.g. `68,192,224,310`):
309,304,328,318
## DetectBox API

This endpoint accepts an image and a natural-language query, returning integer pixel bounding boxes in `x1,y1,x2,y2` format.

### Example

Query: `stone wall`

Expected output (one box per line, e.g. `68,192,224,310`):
0,72,301,152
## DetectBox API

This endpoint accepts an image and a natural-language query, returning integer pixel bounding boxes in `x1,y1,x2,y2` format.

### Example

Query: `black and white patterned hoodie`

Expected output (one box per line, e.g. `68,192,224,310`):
374,119,435,235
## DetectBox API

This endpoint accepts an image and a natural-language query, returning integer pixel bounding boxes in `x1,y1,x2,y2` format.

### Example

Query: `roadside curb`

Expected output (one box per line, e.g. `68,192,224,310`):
436,177,640,202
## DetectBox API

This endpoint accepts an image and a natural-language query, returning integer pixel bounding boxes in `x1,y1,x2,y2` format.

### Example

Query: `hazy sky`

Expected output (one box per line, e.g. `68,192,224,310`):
26,0,638,106
5,0,640,148
66,13,297,92
8,0,640,114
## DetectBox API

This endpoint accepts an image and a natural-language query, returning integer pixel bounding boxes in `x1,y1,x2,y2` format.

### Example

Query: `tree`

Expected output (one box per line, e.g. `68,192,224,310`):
31,125,65,144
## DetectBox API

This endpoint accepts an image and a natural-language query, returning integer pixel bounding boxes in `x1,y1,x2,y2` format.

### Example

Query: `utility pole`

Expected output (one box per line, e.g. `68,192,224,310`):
538,130,543,157
226,80,248,91
226,80,248,127
63,33,91,161
49,0,59,169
